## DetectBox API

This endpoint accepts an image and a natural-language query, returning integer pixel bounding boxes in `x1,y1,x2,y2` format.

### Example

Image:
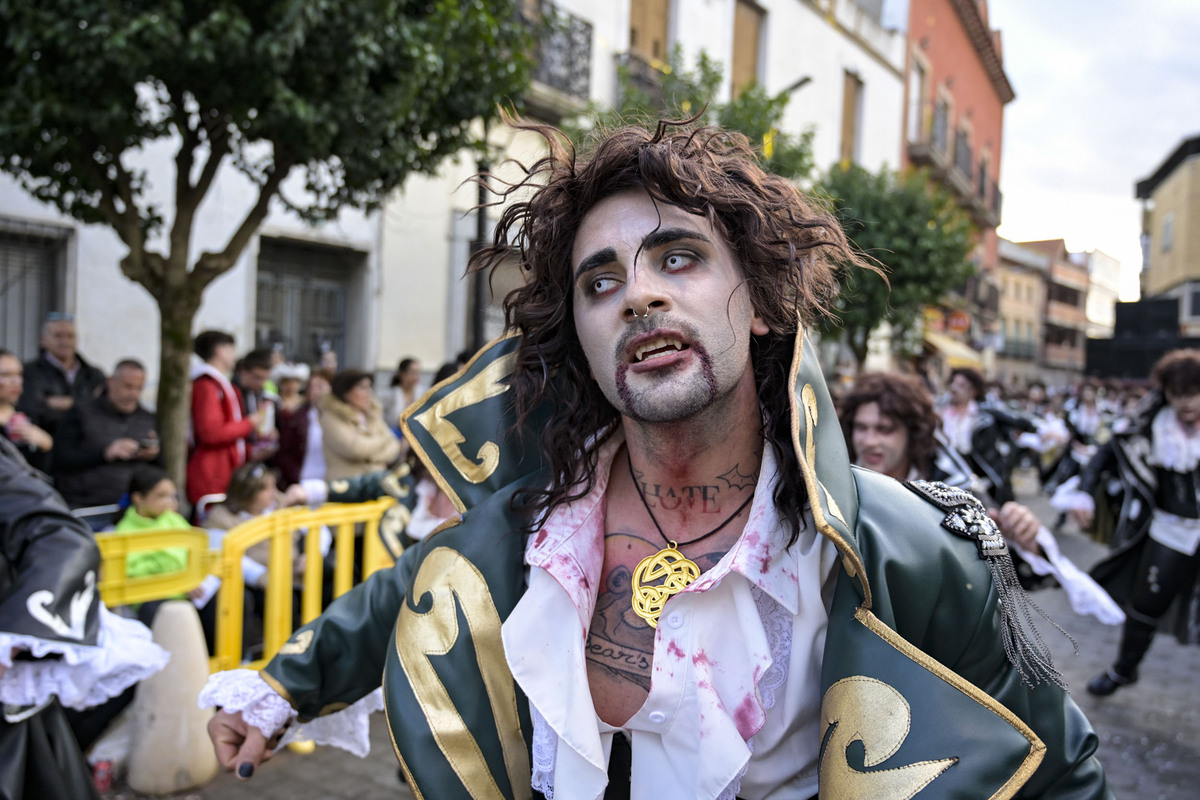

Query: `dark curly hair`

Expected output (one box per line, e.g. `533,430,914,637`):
471,116,872,543
1152,349,1200,397
838,372,939,479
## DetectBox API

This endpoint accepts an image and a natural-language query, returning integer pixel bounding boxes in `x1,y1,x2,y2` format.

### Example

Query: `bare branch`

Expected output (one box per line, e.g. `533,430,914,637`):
189,158,293,291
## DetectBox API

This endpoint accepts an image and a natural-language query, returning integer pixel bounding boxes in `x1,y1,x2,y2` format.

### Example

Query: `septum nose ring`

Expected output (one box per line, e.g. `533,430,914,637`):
630,306,651,319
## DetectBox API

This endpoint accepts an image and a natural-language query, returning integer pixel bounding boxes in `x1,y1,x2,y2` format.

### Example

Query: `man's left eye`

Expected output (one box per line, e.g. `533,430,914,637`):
664,254,692,270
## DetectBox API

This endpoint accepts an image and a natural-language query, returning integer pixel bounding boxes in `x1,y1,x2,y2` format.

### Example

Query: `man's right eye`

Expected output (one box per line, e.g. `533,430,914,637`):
588,276,619,296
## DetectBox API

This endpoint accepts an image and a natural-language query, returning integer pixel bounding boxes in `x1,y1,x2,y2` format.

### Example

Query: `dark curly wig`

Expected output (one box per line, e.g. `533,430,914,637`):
1152,348,1200,397
838,372,939,479
470,116,872,543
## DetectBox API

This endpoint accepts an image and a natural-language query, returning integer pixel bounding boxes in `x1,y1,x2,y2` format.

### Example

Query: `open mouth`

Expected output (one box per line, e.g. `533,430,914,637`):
633,337,689,363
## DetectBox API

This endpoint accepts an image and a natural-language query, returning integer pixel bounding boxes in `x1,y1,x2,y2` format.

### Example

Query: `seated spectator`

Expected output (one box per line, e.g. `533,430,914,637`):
0,348,53,470
320,369,401,481
271,362,312,488
187,331,267,508
53,359,160,527
114,465,194,626
16,313,106,453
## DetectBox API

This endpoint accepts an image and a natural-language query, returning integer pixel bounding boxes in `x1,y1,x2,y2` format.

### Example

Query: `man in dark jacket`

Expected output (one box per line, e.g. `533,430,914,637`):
17,313,106,444
53,359,160,523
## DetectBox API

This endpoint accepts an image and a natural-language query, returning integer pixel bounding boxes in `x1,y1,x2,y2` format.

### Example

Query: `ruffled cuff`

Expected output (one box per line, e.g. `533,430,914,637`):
0,605,170,710
1049,475,1095,514
197,670,383,758
197,669,297,738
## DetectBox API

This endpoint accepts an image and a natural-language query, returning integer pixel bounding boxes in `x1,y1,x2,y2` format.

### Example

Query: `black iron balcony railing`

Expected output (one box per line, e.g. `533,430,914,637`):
528,1,592,102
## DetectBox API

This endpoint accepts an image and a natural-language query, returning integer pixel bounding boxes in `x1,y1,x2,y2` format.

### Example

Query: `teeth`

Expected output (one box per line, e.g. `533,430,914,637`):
635,337,684,362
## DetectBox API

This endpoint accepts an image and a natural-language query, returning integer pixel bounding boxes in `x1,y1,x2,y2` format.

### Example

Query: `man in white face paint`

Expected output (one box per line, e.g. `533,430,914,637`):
202,119,1110,800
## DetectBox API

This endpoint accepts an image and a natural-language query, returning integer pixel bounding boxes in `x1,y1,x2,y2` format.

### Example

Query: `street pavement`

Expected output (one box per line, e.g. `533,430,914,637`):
103,470,1198,799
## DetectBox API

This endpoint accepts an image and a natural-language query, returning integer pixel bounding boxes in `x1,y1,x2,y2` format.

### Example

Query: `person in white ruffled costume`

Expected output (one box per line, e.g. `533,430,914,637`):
1057,348,1200,696
0,435,168,798
840,371,1123,626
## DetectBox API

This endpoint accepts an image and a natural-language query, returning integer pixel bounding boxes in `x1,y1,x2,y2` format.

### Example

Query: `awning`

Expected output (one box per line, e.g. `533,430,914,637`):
924,331,982,368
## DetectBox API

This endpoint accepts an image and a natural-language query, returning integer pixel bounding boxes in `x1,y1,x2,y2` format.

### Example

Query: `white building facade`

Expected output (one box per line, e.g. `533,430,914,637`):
0,0,907,398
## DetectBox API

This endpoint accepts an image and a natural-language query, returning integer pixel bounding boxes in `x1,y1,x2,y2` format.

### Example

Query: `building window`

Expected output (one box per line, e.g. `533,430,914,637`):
840,70,864,165
731,1,764,97
1162,212,1175,253
954,127,972,178
630,0,670,63
1188,283,1200,319
256,238,362,367
0,223,66,360
907,60,926,143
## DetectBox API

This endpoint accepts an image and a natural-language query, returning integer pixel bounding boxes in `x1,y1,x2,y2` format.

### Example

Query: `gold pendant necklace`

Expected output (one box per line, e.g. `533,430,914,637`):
626,453,754,628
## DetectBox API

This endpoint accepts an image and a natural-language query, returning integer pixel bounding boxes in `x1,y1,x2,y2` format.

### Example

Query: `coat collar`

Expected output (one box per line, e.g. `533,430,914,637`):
401,330,873,607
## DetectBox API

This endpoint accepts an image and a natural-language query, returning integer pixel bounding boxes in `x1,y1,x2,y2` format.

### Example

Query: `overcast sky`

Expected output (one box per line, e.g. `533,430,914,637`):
987,0,1200,299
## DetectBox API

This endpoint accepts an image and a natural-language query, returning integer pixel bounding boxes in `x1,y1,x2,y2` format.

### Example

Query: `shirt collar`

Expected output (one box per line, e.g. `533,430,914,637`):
524,432,806,618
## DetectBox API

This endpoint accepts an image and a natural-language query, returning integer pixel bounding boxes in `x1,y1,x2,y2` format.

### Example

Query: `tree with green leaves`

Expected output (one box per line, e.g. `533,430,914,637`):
815,163,975,370
0,0,533,487
567,45,815,181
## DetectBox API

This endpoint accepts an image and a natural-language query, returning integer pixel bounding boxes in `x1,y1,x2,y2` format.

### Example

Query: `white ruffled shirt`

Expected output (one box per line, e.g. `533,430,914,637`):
502,435,838,800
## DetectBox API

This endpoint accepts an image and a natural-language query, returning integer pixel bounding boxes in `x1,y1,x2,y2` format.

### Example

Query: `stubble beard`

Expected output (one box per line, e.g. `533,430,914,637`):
614,341,719,424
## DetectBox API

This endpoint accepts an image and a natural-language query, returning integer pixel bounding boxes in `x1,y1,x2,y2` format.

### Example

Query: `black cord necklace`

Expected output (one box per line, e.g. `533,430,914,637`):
627,452,754,549
626,452,755,628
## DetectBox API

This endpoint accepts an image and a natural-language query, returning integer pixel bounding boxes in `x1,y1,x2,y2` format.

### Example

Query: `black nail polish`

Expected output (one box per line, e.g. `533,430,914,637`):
237,762,255,779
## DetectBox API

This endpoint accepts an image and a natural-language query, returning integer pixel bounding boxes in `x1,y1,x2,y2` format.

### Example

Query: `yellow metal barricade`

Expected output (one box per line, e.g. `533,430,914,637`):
95,498,397,674
209,498,396,672
94,528,216,607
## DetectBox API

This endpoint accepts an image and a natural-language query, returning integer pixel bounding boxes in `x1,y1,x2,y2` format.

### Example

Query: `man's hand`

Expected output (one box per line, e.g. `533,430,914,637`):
136,441,160,461
989,501,1042,553
1072,507,1094,531
104,437,140,461
208,709,281,780
284,484,310,506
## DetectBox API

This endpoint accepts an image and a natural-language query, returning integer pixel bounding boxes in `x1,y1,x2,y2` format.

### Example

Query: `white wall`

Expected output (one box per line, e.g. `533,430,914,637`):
0,130,378,403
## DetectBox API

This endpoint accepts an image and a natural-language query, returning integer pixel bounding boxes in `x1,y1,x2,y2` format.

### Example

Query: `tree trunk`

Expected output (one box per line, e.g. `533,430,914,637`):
157,299,201,507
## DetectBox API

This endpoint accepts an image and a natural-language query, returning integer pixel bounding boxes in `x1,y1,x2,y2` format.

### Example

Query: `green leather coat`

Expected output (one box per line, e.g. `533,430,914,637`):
262,334,1109,799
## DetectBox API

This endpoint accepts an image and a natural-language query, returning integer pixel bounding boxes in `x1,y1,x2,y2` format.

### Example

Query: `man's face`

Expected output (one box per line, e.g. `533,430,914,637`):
41,321,77,362
948,374,977,407
240,366,269,394
0,355,22,405
107,367,145,414
1166,389,1200,428
851,402,910,480
570,188,768,424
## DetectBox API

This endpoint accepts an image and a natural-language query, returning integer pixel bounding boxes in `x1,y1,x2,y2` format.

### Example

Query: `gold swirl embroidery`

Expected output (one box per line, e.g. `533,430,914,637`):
412,352,517,486
278,629,313,656
820,677,956,799
395,548,531,800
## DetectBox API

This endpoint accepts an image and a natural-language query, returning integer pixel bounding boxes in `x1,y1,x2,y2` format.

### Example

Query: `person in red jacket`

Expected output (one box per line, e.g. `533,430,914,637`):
186,331,268,509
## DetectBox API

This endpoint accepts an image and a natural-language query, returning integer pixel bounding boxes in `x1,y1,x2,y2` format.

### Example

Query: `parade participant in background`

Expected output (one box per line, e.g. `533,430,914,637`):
0,436,167,798
840,371,1122,623
53,359,160,526
16,313,106,448
940,366,1037,505
1065,349,1200,696
186,331,268,509
202,119,1107,798
319,369,401,480
0,348,53,470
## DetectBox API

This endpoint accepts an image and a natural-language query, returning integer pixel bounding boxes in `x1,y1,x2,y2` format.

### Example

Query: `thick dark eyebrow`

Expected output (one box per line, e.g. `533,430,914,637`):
573,227,713,282
574,246,616,281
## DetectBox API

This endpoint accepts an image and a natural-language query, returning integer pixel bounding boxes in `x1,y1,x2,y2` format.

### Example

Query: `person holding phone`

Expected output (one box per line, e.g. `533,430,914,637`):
53,359,160,527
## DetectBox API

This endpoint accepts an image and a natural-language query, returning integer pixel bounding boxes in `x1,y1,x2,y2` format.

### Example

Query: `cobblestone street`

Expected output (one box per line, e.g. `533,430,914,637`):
104,474,1199,799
